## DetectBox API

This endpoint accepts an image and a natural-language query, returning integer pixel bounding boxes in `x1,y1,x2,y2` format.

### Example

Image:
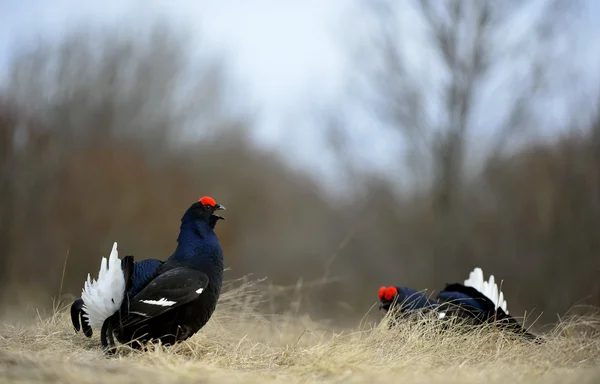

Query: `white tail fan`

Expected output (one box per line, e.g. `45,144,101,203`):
463,267,509,314
81,242,126,329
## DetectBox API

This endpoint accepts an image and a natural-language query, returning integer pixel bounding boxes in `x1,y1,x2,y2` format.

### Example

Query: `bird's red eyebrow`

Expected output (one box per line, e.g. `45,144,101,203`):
384,286,398,301
198,196,217,206
378,286,386,300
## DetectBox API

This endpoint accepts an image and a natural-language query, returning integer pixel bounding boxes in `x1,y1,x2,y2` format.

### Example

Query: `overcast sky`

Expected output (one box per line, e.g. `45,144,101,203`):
1,0,599,186
0,0,349,138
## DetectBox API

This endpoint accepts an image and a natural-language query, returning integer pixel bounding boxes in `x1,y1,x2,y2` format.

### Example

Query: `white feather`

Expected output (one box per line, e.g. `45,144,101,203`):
81,242,126,329
463,267,509,314
140,298,176,306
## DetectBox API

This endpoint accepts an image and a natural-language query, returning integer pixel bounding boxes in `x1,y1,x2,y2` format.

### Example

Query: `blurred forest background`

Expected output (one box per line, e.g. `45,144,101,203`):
1,0,599,326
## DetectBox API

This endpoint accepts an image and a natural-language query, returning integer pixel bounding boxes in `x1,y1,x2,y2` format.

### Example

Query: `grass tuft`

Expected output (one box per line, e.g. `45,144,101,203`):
1,278,600,383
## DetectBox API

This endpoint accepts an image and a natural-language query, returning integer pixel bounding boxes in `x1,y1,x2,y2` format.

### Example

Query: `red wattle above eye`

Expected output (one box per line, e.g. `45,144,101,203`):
384,286,398,301
378,286,386,300
198,196,216,206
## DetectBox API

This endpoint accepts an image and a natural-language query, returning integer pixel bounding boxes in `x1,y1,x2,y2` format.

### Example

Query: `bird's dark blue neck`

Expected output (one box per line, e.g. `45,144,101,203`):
168,210,224,278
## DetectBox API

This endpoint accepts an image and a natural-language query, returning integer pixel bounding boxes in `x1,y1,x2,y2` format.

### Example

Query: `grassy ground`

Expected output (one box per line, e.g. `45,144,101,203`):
1,279,599,384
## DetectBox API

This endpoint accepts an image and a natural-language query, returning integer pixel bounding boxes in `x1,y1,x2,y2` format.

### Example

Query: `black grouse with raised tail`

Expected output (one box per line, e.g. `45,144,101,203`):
70,196,226,349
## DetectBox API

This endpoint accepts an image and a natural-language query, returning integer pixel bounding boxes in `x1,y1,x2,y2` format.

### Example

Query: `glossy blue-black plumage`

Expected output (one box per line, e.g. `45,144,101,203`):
380,285,489,316
168,206,224,283
393,286,438,312
125,208,223,298
130,259,163,297
436,290,488,313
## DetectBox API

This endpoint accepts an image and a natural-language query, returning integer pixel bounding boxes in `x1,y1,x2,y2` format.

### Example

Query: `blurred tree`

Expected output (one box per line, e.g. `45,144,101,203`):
0,23,346,317
1,13,598,324
0,100,17,292
350,0,580,284
0,23,249,300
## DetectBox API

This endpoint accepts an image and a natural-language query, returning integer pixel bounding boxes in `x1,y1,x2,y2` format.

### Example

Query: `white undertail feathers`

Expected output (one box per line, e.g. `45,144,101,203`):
81,242,126,329
463,267,509,314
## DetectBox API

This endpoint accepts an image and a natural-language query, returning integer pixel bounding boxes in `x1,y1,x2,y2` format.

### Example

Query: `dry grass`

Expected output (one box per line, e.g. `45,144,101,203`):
1,278,600,384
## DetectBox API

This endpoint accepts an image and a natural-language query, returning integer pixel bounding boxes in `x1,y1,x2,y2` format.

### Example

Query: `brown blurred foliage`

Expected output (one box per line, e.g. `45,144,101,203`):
1,2,598,326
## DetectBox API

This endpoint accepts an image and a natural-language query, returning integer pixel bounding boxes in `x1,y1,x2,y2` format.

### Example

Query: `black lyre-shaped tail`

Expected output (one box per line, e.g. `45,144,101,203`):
440,283,543,343
70,298,93,338
122,255,135,295
101,311,119,351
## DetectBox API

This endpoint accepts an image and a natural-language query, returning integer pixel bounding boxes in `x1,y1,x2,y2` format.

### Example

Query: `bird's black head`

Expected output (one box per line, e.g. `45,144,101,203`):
378,285,399,313
185,196,226,224
173,196,226,267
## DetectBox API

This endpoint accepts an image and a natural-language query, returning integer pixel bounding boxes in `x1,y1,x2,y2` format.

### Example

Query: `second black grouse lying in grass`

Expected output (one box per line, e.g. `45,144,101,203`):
378,267,541,342
70,196,226,350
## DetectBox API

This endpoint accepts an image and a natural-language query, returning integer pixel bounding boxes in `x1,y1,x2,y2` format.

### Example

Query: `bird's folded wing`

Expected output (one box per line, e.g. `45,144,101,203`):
437,283,497,317
120,267,209,327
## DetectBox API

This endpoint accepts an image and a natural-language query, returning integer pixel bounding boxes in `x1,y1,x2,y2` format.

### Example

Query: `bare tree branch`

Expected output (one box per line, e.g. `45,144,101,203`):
349,0,581,283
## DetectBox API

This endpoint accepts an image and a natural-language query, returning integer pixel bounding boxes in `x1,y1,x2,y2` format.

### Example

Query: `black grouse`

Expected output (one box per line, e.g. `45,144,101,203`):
70,196,226,349
377,267,540,341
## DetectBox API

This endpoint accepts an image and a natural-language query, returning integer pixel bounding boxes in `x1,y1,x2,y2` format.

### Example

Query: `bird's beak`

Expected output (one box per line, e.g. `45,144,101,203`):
215,204,226,211
379,298,397,313
214,214,226,220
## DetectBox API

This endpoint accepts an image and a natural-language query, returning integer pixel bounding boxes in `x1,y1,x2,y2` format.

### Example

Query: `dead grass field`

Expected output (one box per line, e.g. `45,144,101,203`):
1,278,600,384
